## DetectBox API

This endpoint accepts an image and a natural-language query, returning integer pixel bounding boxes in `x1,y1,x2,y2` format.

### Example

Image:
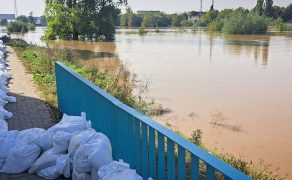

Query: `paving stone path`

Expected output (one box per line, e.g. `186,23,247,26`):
0,47,63,180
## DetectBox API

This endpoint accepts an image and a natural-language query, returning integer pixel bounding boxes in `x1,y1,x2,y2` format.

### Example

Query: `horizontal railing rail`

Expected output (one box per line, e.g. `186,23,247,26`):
55,61,251,180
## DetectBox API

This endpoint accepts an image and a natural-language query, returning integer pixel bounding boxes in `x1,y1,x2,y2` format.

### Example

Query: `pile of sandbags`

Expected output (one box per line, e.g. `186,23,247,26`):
0,40,16,132
0,112,143,179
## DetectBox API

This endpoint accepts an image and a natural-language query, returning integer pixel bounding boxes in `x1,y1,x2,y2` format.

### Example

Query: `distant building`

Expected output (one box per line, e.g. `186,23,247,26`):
137,10,160,14
0,14,16,22
187,11,205,23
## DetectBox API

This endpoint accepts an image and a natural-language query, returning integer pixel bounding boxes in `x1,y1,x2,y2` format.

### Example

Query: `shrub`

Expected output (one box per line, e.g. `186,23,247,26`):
7,21,29,33
207,19,224,31
222,11,271,34
27,23,35,31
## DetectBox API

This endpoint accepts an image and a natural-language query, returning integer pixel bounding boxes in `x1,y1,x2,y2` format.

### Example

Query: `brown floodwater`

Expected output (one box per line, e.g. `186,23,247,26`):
3,27,292,177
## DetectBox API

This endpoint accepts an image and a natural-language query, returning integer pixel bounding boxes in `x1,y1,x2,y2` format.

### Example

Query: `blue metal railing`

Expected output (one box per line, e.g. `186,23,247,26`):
55,61,251,180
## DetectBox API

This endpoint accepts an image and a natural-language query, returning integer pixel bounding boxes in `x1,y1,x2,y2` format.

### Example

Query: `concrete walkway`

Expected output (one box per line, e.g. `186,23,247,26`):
0,47,60,180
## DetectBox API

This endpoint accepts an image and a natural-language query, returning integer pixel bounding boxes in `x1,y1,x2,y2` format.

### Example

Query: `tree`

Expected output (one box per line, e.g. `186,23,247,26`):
16,15,28,24
255,0,264,15
45,0,127,41
171,13,182,27
272,6,285,19
283,3,292,22
28,12,35,24
264,0,273,17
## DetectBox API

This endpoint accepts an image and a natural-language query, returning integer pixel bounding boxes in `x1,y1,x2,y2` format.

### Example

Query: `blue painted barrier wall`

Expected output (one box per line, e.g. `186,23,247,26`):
55,61,251,180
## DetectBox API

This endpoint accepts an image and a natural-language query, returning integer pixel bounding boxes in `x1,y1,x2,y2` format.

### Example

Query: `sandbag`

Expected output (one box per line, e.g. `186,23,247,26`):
29,148,65,174
72,168,91,180
88,133,112,170
1,143,41,173
16,128,46,145
98,161,142,180
0,90,16,103
37,131,54,151
52,131,73,153
48,113,89,134
56,154,70,178
73,142,98,173
0,107,13,119
0,119,8,131
68,129,98,160
37,165,61,180
0,130,19,163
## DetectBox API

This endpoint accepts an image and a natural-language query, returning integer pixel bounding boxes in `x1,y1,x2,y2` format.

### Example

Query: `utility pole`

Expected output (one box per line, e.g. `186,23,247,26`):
200,0,202,17
14,0,18,17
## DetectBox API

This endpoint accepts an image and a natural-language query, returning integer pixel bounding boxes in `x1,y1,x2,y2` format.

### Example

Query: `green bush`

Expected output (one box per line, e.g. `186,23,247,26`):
222,11,271,34
207,19,224,31
27,23,35,31
7,21,29,33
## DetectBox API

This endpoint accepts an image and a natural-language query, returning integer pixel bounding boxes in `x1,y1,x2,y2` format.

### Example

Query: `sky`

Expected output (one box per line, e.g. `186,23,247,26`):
0,0,291,16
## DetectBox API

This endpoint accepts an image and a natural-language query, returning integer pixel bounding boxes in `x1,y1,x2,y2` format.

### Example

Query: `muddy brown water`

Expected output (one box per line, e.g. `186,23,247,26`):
3,27,292,177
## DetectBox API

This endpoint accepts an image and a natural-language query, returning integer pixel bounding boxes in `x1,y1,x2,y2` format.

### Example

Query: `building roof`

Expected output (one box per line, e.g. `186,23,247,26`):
0,14,16,20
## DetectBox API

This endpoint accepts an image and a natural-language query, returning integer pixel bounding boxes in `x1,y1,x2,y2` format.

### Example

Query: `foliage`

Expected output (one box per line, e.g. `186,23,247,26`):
207,19,224,31
263,0,273,17
27,23,35,31
189,129,203,145
283,4,292,22
274,18,286,32
6,21,28,33
199,10,219,27
222,11,271,34
45,0,126,41
28,12,35,25
16,15,29,23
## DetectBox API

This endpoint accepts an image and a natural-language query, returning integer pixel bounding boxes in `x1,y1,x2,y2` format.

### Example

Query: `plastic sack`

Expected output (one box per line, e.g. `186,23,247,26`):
0,107,13,119
37,131,54,151
52,131,73,153
0,98,8,106
68,129,98,160
88,133,112,170
16,128,46,145
29,148,65,174
98,160,142,180
1,143,41,173
73,142,98,173
37,165,61,180
0,130,19,163
72,168,91,180
0,90,16,103
48,113,89,134
0,119,8,131
56,154,70,178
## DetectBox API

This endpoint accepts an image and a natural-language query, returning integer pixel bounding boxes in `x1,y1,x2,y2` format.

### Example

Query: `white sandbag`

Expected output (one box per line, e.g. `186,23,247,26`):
0,90,16,103
72,168,91,180
88,133,112,170
68,129,98,160
0,119,8,131
29,148,65,174
37,165,61,180
52,131,73,153
0,98,8,106
48,112,88,134
16,128,46,145
56,154,70,178
37,131,54,151
1,143,41,173
98,161,142,180
0,107,13,119
0,130,19,163
73,142,98,173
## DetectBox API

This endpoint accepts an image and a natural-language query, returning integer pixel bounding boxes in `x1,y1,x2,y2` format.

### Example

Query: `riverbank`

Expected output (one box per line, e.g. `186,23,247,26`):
6,39,287,179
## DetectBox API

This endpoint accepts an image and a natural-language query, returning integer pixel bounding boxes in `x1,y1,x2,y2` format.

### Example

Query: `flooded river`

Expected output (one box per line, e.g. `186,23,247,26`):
2,27,292,176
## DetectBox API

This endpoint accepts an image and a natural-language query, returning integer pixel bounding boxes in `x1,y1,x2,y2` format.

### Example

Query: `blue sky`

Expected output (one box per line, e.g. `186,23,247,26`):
0,0,291,16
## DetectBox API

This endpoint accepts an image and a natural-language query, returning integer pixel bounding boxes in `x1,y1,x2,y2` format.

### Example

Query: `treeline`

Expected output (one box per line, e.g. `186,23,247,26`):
201,0,292,34
118,8,197,28
6,13,37,33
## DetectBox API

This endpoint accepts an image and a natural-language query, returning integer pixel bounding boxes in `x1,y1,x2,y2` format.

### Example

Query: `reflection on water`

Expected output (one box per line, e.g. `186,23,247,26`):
2,27,292,176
